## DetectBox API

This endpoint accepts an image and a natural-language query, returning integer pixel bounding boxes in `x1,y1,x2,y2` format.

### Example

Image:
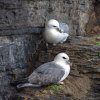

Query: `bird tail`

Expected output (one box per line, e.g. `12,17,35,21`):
17,83,41,88
10,77,29,86
62,33,69,42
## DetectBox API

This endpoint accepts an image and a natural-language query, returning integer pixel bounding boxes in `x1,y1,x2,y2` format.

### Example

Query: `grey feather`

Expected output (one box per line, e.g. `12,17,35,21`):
28,62,65,86
59,22,69,33
17,83,41,88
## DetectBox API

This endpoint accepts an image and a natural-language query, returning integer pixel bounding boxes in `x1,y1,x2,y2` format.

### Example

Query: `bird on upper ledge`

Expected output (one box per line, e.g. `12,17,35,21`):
43,19,70,46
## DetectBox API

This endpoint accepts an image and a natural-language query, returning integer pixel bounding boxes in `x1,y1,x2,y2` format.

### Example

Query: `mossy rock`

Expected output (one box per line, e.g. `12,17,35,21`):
47,84,64,94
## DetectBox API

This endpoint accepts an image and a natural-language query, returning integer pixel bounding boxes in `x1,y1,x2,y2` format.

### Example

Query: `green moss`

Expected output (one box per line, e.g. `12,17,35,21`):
96,42,100,45
47,84,64,94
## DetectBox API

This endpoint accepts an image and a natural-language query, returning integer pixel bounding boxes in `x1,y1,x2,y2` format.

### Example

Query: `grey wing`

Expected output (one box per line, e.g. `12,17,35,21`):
59,22,69,33
28,62,65,86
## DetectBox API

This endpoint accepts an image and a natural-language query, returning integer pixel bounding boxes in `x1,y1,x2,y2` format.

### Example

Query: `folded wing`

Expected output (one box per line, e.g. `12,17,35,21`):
28,62,65,86
59,22,69,33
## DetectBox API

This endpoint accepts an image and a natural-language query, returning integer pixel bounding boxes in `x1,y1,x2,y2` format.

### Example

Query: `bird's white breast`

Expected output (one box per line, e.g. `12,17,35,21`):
56,62,70,82
44,28,63,43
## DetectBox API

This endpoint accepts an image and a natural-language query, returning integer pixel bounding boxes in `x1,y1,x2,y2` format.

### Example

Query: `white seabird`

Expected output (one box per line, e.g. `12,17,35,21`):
16,53,71,88
44,19,69,46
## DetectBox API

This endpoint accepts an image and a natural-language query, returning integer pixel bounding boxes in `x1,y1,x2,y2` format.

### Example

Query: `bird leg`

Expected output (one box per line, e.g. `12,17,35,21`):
46,43,48,48
44,43,49,52
57,81,64,85
53,43,57,46
60,41,64,44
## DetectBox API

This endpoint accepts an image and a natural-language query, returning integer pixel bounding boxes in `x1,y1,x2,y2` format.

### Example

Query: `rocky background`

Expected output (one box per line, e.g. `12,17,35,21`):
0,0,100,100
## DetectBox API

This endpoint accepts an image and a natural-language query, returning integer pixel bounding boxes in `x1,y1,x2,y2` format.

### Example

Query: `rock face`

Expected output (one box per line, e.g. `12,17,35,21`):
0,35,42,99
0,0,100,100
0,0,95,36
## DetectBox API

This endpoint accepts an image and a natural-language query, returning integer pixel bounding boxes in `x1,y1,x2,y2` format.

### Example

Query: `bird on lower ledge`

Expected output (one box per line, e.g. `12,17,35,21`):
11,53,71,88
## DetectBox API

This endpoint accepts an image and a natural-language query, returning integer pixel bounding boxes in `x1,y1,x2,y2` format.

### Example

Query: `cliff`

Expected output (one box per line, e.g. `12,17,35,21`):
0,0,100,100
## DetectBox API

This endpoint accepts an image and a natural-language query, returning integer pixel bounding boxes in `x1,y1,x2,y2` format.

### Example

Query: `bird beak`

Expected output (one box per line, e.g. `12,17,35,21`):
66,61,72,66
56,27,62,33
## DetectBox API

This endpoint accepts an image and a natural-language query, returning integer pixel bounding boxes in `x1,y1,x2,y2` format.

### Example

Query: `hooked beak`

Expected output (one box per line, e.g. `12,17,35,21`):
55,27,62,33
66,61,72,66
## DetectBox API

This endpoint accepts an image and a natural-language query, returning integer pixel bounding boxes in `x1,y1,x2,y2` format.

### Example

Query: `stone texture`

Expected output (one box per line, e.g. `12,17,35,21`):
0,35,41,71
0,35,42,100
0,0,96,36
86,0,100,34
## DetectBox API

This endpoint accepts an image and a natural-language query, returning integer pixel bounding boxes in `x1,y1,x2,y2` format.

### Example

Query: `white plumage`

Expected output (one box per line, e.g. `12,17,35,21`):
15,53,71,88
44,19,69,46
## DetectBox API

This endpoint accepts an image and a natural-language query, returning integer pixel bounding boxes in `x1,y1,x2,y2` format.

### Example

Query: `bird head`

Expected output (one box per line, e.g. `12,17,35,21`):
54,53,71,65
46,19,60,29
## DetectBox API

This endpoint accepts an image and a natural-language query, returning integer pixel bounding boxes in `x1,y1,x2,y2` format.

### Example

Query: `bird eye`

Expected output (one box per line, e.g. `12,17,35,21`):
62,57,66,59
53,25,57,27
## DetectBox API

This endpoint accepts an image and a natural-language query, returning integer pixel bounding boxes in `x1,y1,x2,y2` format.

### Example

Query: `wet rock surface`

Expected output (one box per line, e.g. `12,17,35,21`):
0,0,100,100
